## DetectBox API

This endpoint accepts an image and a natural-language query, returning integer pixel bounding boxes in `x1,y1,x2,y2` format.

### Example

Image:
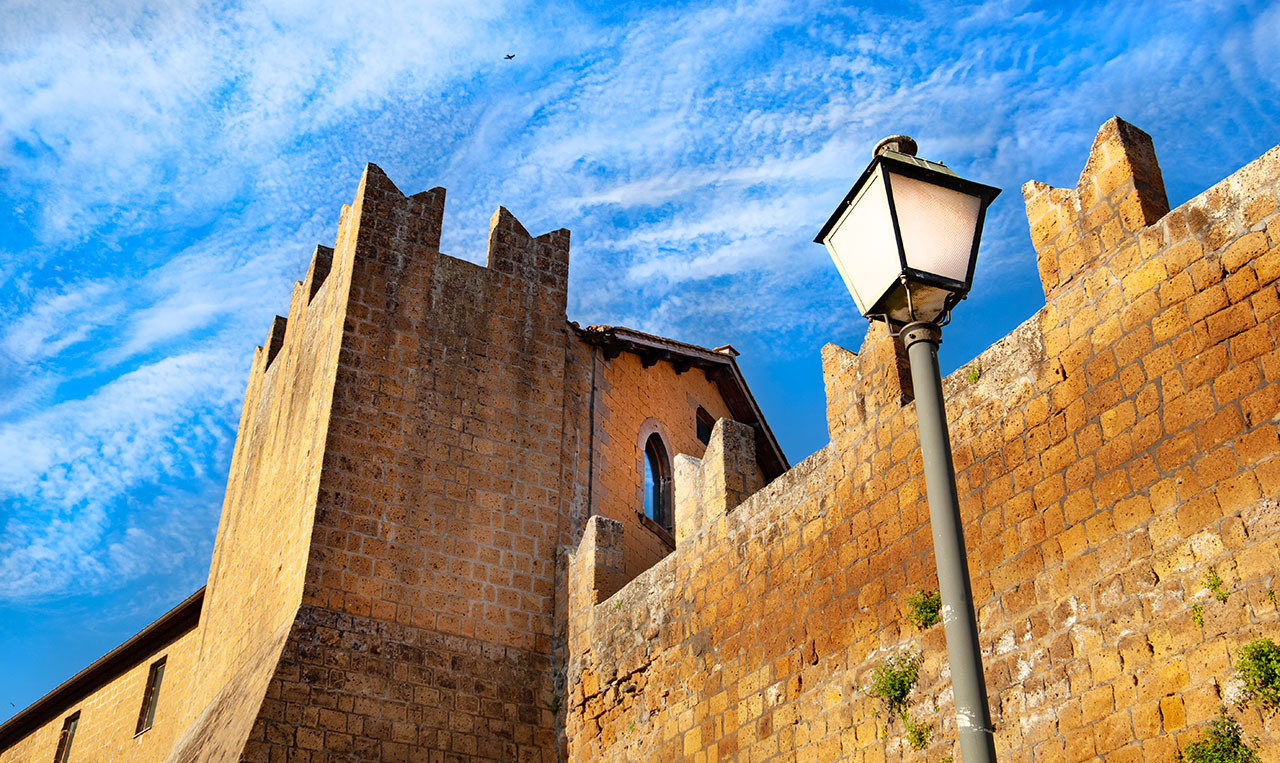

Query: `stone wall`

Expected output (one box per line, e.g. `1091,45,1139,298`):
565,118,1280,762
231,168,575,762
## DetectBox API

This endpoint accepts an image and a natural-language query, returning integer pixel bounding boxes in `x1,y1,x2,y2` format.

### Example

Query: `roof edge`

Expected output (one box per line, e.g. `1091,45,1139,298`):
572,323,790,479
0,586,205,749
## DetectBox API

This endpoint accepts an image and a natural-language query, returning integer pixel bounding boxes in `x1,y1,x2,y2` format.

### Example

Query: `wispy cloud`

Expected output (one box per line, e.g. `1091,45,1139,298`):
0,280,122,365
0,344,240,599
0,0,522,245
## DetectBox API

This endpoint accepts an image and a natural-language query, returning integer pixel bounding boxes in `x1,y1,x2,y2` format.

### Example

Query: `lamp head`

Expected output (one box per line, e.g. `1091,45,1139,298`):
816,136,1001,328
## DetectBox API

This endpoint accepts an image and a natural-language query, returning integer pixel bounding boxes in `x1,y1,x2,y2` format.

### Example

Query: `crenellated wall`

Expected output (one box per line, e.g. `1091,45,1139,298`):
565,118,1280,762
9,115,1278,763
223,169,576,762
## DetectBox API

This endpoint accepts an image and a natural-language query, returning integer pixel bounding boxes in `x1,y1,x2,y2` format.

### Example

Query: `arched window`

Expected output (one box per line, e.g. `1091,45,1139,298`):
643,434,673,533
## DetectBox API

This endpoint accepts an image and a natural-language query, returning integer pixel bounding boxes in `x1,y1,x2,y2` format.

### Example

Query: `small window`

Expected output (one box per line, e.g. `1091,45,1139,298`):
695,407,715,445
53,712,78,763
135,657,166,735
643,434,673,533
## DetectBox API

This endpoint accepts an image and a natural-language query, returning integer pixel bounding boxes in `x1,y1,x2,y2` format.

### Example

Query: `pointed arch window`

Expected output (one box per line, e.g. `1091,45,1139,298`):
643,434,673,533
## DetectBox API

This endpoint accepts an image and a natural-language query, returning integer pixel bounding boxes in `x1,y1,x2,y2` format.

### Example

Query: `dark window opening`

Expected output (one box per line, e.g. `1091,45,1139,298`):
695,407,715,445
643,434,673,533
53,712,78,763
135,657,166,736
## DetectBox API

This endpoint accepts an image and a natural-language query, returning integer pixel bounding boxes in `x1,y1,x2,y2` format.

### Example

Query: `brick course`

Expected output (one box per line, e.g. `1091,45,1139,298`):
7,116,1280,763
565,118,1280,762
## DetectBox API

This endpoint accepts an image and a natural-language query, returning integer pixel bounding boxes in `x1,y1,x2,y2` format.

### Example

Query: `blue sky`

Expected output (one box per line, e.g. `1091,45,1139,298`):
1,0,1277,721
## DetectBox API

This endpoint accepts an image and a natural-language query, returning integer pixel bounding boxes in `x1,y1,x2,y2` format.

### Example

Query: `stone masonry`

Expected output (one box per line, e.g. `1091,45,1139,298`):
4,116,1280,763
1,160,778,761
564,118,1280,761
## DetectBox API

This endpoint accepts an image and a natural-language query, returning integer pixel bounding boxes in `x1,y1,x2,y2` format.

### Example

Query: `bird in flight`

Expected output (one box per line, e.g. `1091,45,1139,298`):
504,54,515,60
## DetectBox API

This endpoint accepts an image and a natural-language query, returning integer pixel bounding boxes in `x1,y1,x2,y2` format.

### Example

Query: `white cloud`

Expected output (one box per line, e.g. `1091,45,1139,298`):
0,345,240,496
0,344,241,599
0,281,122,364
0,0,523,245
1,0,1278,610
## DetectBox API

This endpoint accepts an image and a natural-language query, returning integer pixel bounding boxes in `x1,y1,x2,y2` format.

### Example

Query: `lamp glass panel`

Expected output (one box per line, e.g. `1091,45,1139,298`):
889,171,982,284
823,170,901,316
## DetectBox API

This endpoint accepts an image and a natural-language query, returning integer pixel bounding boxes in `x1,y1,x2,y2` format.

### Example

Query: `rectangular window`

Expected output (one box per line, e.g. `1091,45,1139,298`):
696,407,715,446
53,712,78,763
135,657,166,735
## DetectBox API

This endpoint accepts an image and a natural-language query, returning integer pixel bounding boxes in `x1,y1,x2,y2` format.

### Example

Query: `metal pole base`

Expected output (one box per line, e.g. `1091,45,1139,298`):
902,321,997,763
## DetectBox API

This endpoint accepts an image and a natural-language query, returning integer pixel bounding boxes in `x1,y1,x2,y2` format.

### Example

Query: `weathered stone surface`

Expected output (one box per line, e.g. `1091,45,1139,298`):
565,119,1280,761
6,118,1280,763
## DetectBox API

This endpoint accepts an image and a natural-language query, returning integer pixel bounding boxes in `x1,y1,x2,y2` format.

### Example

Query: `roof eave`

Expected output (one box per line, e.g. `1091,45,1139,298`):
0,586,205,749
573,323,790,480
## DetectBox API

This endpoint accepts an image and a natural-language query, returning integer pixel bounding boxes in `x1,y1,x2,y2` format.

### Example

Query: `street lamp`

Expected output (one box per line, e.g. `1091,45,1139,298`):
815,135,1001,763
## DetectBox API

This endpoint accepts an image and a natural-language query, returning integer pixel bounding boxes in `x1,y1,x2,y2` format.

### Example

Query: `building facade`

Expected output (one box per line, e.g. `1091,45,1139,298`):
3,117,1280,762
0,162,786,763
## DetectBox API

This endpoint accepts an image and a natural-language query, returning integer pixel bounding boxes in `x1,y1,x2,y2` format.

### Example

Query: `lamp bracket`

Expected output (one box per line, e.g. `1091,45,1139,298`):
900,274,918,323
874,305,951,339
901,320,943,349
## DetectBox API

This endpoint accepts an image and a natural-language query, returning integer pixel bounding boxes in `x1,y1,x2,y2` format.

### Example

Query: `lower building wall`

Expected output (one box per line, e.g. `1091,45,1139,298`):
0,623,202,763
239,604,557,762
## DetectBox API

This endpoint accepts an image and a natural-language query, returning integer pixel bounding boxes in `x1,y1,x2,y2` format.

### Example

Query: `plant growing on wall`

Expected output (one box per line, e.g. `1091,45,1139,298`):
868,649,923,720
1176,707,1260,763
902,714,930,750
1233,637,1280,715
1205,567,1230,603
906,589,942,630
1192,604,1205,628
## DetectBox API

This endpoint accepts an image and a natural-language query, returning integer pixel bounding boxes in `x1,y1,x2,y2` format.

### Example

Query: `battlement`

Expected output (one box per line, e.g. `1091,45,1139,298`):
245,164,573,389
175,166,580,761
1023,117,1170,296
563,117,1280,762
673,418,761,545
303,244,332,302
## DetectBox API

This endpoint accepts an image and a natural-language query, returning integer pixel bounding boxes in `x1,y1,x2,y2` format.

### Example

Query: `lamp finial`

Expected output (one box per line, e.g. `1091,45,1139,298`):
874,135,917,158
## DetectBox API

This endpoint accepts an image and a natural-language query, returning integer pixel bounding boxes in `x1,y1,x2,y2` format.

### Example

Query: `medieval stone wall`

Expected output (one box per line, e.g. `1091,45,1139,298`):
232,168,577,762
565,118,1280,762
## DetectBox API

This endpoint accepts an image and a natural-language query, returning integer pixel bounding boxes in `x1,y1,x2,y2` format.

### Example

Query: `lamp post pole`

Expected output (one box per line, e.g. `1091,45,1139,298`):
814,135,1001,761
902,321,996,763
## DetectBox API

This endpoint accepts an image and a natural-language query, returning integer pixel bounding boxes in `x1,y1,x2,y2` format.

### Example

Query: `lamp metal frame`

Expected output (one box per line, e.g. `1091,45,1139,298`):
814,149,1001,329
